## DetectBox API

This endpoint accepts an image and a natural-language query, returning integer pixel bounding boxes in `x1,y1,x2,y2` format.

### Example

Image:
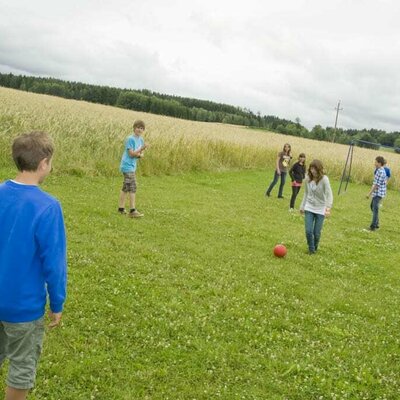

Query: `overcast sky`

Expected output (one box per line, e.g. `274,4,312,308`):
1,0,400,131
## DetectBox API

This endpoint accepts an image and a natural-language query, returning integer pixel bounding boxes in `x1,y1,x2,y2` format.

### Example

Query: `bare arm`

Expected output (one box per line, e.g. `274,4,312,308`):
366,184,378,198
128,143,148,158
276,154,281,174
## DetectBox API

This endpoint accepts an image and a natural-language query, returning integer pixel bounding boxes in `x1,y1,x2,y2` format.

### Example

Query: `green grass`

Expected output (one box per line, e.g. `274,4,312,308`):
1,168,399,399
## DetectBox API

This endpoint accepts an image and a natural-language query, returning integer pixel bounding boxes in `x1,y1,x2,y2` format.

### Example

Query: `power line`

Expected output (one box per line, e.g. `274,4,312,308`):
331,100,343,143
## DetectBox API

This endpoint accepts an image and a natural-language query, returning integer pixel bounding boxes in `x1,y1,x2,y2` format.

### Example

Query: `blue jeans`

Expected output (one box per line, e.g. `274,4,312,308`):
266,171,287,197
304,211,325,253
370,196,382,229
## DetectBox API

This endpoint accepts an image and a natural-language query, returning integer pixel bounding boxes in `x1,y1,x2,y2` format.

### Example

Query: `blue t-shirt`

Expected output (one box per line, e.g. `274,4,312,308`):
120,135,144,173
0,180,67,323
374,166,391,181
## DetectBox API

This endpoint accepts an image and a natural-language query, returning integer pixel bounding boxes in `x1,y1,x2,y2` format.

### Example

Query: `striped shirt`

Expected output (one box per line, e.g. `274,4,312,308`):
372,167,387,198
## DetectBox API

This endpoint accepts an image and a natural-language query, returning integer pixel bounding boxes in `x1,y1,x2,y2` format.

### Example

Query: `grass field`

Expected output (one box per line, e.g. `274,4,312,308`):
1,88,400,399
0,167,399,399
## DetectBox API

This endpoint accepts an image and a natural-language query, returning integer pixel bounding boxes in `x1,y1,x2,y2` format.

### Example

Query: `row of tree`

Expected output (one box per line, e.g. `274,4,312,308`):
1,72,399,151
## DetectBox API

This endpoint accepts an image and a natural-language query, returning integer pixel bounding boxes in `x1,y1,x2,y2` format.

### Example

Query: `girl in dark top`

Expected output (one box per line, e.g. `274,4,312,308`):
265,143,292,198
289,153,306,211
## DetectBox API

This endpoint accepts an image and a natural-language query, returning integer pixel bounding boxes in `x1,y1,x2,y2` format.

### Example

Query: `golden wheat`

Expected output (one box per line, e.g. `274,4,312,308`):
0,87,398,188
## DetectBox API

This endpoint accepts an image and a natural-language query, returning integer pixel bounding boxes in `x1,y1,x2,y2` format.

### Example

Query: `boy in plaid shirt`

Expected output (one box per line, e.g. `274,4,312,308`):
366,156,387,231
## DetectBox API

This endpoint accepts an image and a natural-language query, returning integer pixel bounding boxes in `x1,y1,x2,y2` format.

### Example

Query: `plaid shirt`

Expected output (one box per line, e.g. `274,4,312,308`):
372,167,387,198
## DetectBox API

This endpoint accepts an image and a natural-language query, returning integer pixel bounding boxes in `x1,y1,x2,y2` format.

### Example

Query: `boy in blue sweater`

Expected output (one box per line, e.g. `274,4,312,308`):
0,132,67,400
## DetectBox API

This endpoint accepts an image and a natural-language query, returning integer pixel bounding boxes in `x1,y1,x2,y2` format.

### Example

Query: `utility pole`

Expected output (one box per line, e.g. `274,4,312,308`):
331,100,343,143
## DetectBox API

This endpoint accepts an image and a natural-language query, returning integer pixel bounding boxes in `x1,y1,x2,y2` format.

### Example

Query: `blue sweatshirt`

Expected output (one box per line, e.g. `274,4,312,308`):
0,180,67,323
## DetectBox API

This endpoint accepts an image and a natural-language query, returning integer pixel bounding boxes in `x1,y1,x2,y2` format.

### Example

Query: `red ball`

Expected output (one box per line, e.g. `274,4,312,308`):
273,244,287,258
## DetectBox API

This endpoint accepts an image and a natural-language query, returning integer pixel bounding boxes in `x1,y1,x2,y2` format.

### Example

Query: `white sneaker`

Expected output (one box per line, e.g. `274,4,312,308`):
289,208,294,212
128,210,144,218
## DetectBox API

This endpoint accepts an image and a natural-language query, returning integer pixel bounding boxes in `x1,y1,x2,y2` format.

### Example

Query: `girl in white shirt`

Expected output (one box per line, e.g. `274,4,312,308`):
300,159,333,254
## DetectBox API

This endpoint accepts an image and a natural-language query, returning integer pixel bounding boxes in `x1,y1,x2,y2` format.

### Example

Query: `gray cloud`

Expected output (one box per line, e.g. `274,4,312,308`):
1,0,400,132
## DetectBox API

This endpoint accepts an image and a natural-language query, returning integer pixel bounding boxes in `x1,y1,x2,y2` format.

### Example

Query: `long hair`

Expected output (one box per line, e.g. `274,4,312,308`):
283,143,292,156
307,159,325,183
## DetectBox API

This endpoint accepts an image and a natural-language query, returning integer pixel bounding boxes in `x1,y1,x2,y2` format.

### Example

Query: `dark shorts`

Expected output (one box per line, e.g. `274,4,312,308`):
122,172,137,193
0,317,45,390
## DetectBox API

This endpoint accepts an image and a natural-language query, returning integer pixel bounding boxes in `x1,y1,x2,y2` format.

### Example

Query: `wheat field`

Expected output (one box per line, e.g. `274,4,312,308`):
0,87,398,188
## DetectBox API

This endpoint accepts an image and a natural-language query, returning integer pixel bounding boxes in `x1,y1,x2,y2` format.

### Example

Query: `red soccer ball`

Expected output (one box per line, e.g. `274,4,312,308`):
273,244,287,258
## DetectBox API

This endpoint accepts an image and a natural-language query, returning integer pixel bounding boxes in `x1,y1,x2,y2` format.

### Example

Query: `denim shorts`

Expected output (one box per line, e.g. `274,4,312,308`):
0,317,45,389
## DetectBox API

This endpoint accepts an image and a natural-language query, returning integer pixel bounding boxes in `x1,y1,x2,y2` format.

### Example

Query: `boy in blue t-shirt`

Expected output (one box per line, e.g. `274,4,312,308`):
0,131,67,400
383,160,391,184
118,120,149,218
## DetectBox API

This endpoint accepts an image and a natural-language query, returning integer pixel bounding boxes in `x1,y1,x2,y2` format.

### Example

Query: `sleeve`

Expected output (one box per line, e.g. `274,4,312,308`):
373,170,380,186
289,163,295,181
324,176,333,209
126,137,136,151
36,202,67,313
300,179,308,210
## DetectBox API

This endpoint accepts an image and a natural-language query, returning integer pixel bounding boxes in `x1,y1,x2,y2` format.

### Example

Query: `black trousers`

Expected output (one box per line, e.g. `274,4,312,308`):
290,186,301,208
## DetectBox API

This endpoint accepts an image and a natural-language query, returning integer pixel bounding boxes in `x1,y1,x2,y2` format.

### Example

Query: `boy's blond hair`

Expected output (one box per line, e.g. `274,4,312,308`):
12,131,54,172
133,120,145,130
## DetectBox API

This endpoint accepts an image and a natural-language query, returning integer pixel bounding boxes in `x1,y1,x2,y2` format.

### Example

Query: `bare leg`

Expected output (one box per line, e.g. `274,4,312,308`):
129,193,136,210
118,191,127,208
5,387,29,400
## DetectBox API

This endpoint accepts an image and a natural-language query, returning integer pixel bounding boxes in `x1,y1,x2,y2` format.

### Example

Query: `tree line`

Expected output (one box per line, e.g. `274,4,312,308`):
1,72,399,151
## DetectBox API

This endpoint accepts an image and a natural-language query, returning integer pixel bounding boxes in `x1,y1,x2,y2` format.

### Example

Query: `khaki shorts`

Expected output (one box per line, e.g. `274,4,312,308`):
122,172,137,193
0,317,45,390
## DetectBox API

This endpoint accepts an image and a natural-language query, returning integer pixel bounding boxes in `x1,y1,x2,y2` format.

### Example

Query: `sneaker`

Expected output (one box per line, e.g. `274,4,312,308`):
128,210,144,218
289,208,294,212
118,209,127,215
265,192,270,197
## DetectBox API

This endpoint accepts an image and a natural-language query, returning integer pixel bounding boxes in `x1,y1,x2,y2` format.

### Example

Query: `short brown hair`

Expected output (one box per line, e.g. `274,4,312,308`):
375,156,385,166
12,131,54,172
307,159,325,183
133,120,145,130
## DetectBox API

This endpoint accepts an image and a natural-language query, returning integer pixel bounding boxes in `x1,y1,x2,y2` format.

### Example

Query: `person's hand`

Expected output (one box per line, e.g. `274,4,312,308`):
48,311,62,328
366,193,371,199
325,208,331,217
299,209,304,215
277,169,281,176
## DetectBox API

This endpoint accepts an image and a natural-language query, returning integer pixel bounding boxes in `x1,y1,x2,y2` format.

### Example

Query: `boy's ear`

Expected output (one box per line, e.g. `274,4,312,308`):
39,157,50,171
